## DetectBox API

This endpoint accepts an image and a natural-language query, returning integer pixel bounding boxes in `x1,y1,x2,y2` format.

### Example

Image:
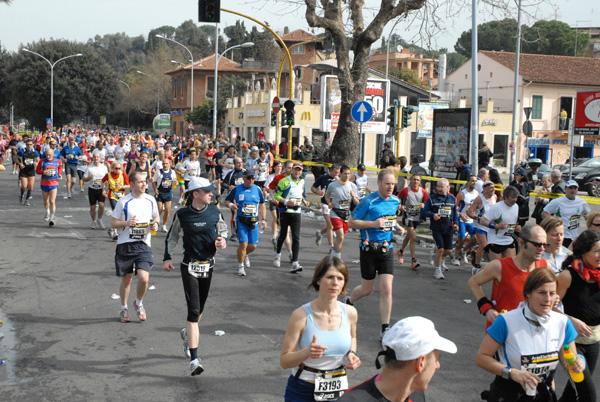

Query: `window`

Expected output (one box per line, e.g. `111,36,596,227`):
206,77,215,98
173,80,177,99
293,44,305,54
532,95,543,119
493,134,509,167
489,72,493,78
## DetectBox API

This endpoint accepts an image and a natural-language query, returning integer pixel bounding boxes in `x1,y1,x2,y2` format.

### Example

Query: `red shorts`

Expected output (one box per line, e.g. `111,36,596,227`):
330,217,349,233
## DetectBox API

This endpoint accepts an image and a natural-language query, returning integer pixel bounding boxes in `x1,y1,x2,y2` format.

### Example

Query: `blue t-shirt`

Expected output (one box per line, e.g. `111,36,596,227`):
351,191,400,246
60,144,83,165
225,183,265,218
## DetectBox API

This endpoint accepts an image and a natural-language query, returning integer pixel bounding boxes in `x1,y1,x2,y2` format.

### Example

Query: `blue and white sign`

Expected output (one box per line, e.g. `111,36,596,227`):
46,118,53,125
351,101,374,123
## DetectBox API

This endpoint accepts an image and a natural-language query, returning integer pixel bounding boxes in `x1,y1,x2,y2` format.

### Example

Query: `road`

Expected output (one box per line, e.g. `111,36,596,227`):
0,170,597,402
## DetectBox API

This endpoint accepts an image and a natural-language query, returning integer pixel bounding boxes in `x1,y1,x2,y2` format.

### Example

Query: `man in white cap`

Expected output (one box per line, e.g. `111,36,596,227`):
541,179,590,248
339,316,457,402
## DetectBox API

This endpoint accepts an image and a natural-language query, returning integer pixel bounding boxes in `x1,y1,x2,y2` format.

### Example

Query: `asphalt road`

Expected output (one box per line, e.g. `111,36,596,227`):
0,170,598,402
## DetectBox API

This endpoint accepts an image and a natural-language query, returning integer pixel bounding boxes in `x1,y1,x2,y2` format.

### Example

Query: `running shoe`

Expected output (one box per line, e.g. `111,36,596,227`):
442,261,448,272
429,251,435,266
107,228,114,238
68,192,72,199
19,195,23,203
120,308,131,323
162,225,168,233
80,187,84,192
44,212,50,222
97,220,106,229
315,230,322,246
244,255,251,268
237,266,246,276
397,249,404,264
411,259,420,270
25,200,30,206
272,237,277,252
180,328,191,358
471,265,481,276
291,261,303,273
341,295,353,306
112,230,119,241
49,220,54,227
379,327,390,341
133,300,146,321
230,232,237,242
288,251,293,262
462,252,469,265
452,257,460,266
273,253,281,268
190,358,204,376
434,267,445,279
91,221,97,229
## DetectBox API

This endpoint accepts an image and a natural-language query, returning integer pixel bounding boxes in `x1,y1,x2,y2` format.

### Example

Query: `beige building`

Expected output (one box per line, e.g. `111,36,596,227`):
369,49,437,87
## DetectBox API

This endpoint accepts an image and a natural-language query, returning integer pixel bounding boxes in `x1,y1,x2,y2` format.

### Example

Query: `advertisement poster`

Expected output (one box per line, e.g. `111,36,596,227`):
417,102,449,138
574,91,600,135
153,114,171,135
432,108,471,179
320,75,389,134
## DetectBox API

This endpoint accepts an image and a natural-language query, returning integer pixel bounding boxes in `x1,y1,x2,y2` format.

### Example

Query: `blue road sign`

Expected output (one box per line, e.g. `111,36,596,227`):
351,101,373,123
46,118,53,126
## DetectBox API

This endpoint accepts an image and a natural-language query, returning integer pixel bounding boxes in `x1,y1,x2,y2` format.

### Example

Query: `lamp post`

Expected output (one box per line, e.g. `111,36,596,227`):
136,70,160,115
212,42,254,139
155,35,194,117
116,79,131,132
22,49,82,128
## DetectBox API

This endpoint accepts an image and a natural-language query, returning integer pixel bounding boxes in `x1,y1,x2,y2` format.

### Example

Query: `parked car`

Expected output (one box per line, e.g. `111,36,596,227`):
553,158,589,176
562,156,600,196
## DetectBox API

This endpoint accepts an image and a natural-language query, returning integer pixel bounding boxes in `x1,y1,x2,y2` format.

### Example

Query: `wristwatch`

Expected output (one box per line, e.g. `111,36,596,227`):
501,367,512,380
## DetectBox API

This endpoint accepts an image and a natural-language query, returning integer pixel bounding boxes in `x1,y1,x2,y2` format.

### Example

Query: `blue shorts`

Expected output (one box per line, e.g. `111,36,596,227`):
41,184,58,192
236,216,259,245
474,227,488,236
432,230,453,250
284,374,314,402
156,192,173,203
458,221,474,239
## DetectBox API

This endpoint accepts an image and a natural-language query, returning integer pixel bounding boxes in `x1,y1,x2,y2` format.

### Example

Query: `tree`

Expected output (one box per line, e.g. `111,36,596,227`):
445,52,468,75
87,32,147,75
224,21,248,63
304,0,427,166
454,18,518,58
6,39,120,128
146,25,176,53
175,20,212,57
523,20,589,56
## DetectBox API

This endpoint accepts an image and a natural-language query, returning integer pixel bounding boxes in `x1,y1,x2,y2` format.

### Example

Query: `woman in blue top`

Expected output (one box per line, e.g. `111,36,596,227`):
281,256,361,402
476,268,585,402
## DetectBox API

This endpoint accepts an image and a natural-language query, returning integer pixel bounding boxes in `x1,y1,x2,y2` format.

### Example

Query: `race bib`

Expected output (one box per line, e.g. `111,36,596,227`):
505,223,516,236
408,205,421,219
260,163,268,172
290,198,302,206
113,190,124,200
24,158,34,166
382,215,396,232
439,206,452,217
45,167,57,177
521,351,558,382
314,368,348,401
161,179,173,189
188,260,211,279
67,154,74,160
107,153,115,159
242,203,257,216
129,222,149,239
568,215,580,230
187,169,197,177
338,200,350,210
358,188,367,197
234,177,244,186
92,178,103,189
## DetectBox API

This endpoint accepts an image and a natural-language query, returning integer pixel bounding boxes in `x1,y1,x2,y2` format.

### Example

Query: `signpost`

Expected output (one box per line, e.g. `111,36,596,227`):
188,122,195,130
351,101,374,165
231,129,238,140
46,118,52,131
574,90,600,136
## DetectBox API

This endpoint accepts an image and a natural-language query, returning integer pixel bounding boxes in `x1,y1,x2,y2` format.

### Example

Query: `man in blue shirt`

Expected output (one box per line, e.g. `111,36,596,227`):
225,170,267,277
60,135,83,198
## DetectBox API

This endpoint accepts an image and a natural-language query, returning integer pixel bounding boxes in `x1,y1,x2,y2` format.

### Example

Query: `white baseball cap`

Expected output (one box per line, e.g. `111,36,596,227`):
185,177,216,193
382,317,457,360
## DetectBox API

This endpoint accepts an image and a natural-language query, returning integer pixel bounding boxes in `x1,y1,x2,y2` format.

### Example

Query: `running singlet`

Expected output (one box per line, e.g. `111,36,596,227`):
107,172,127,201
353,173,369,199
36,158,61,187
398,186,428,222
18,149,39,171
459,188,479,224
156,168,176,194
483,201,519,246
351,192,400,246
473,193,496,233
275,176,306,214
225,184,265,219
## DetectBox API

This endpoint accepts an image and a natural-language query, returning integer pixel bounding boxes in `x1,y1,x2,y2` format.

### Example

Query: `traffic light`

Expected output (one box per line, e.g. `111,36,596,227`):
387,101,398,129
284,100,295,126
271,111,277,127
199,0,220,23
401,105,418,129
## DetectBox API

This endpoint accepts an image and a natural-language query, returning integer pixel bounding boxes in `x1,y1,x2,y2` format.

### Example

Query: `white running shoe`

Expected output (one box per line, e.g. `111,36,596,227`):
452,257,460,266
291,261,303,273
244,255,250,268
91,221,97,229
434,267,445,279
237,266,246,276
315,230,322,246
80,188,84,192
44,212,50,222
97,220,106,229
429,251,435,266
190,358,204,376
442,261,448,271
68,192,72,199
162,225,168,232
273,253,281,268
462,253,469,264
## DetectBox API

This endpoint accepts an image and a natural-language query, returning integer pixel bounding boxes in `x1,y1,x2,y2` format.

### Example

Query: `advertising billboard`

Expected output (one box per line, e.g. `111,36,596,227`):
153,114,171,135
416,102,449,138
574,90,600,136
431,108,471,179
320,75,390,134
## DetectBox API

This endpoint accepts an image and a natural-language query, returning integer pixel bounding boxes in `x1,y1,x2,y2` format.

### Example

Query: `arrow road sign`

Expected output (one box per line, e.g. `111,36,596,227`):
351,101,374,123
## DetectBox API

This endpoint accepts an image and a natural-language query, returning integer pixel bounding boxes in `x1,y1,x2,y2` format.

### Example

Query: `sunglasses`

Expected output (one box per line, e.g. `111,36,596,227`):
590,222,600,227
244,176,255,180
114,167,122,170
522,238,550,249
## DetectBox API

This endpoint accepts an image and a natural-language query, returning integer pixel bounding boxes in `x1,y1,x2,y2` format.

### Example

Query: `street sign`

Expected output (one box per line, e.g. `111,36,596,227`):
522,120,533,137
574,90,600,135
351,101,374,123
231,129,238,139
272,96,280,114
188,122,195,130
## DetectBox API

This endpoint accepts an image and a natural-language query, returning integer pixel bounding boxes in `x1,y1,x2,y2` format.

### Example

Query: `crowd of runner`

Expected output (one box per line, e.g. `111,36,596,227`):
1,127,598,402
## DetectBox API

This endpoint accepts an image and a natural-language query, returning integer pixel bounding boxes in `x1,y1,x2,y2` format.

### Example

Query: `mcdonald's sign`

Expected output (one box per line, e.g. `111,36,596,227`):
301,111,312,120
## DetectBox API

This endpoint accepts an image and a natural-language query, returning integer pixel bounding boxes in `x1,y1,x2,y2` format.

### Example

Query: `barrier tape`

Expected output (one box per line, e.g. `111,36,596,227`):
276,157,600,205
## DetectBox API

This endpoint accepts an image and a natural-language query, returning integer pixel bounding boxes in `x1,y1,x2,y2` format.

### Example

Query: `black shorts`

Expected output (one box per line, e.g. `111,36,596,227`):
269,200,278,212
88,188,106,205
255,180,265,188
402,217,420,229
359,248,394,280
77,170,85,180
432,230,453,250
65,164,78,177
114,241,154,277
485,242,515,254
19,168,35,178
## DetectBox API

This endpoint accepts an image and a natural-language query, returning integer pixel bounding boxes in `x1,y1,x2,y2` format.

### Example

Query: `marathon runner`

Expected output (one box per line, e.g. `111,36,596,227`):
151,158,178,232
83,152,108,229
397,174,428,269
35,148,62,226
60,136,83,198
16,138,39,206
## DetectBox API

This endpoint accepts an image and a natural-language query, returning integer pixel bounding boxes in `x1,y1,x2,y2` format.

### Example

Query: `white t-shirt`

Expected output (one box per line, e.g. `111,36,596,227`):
482,200,519,245
92,148,106,162
113,193,159,246
151,159,163,173
77,154,90,172
85,164,109,190
459,188,479,224
105,144,117,161
182,160,201,181
543,196,590,240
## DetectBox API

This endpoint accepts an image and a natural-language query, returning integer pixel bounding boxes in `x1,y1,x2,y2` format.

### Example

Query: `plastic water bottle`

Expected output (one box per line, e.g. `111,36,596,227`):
382,241,388,253
563,344,584,383
259,220,265,234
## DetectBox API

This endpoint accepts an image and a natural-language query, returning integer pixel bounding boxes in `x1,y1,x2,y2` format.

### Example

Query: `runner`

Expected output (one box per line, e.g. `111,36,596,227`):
163,177,228,376
152,158,178,232
83,152,108,229
467,180,497,275
268,160,293,259
35,148,62,226
224,170,267,276
349,163,371,200
222,157,246,241
218,144,237,185
174,153,188,205
59,136,83,198
479,186,521,260
16,139,39,206
452,175,479,266
111,171,160,323
325,165,360,258
181,148,202,189
344,169,405,339
254,150,270,191
397,174,428,269
313,165,341,254
102,162,131,240
76,149,90,193
128,151,151,188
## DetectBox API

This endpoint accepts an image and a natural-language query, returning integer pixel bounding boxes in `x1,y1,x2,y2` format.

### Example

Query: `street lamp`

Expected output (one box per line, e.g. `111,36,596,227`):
136,70,160,116
212,42,254,139
155,34,194,120
22,48,82,128
116,79,131,132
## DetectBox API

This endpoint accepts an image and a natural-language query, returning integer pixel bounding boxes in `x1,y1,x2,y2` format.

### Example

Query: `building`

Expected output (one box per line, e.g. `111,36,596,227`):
369,48,437,87
573,26,600,58
445,50,600,166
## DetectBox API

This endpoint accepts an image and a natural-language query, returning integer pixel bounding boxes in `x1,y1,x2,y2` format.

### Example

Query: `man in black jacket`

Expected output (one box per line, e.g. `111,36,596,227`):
550,169,566,194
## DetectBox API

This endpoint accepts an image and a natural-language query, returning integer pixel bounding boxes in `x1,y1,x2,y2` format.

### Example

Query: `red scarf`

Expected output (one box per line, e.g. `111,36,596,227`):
572,259,600,288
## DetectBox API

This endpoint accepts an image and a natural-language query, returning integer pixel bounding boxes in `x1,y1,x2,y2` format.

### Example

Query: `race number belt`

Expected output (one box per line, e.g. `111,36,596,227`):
242,203,257,216
568,215,580,230
113,191,124,200
129,222,149,239
504,223,516,236
520,351,559,382
185,259,213,279
314,367,348,401
381,215,396,232
439,206,452,218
